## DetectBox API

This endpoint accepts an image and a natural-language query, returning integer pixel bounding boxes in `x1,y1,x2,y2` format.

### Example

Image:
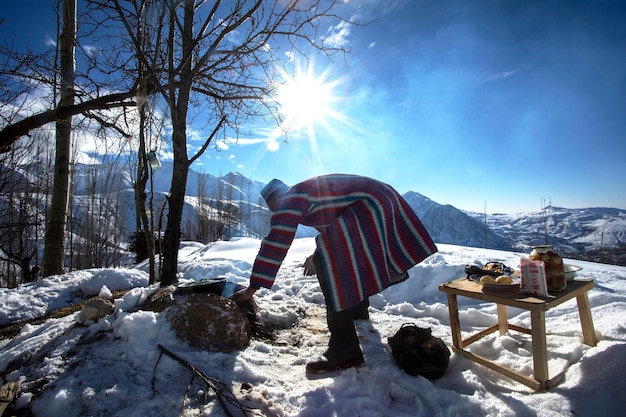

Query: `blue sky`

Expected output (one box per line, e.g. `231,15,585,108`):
2,1,625,214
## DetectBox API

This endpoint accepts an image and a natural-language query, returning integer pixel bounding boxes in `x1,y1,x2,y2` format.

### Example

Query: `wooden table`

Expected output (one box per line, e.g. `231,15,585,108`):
438,277,597,391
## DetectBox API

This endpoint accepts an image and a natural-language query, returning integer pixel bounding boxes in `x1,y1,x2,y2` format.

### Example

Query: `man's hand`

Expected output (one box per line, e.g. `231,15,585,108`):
303,255,316,276
230,286,257,303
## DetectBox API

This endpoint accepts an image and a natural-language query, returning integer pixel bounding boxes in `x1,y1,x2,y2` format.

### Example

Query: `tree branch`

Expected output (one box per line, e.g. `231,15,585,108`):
189,114,227,166
0,90,137,152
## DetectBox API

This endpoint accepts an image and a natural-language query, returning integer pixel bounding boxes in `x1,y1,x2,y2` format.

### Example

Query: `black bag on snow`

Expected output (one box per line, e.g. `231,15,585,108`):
388,323,451,380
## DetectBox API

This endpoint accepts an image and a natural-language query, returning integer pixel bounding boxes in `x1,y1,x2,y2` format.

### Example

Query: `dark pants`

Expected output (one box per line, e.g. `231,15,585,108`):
312,251,369,355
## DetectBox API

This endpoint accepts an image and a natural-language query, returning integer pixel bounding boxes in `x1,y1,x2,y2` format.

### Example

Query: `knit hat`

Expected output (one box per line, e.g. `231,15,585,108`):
260,179,288,203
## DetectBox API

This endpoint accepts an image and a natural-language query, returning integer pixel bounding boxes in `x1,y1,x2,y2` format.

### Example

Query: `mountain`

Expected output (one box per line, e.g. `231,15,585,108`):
168,168,624,255
464,206,626,252
403,192,512,251
4,161,625,257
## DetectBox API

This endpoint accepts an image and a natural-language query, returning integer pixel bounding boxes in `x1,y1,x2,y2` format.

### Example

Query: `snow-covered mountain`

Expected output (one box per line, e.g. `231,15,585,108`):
464,206,626,252
154,165,624,255
403,192,512,251
6,161,626,255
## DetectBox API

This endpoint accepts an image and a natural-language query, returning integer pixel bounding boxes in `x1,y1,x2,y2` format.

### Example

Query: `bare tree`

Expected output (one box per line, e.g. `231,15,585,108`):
1,1,357,285
128,76,162,283
191,172,214,243
483,200,488,249
90,0,356,285
0,131,52,287
0,0,142,153
541,197,553,245
41,0,76,277
0,3,133,282
0,193,39,286
69,158,127,270
183,174,234,243
134,96,160,283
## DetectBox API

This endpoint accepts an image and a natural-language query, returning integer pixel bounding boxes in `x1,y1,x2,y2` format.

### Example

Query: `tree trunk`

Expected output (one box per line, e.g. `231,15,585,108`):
160,0,194,286
161,110,189,286
134,100,157,284
42,0,76,277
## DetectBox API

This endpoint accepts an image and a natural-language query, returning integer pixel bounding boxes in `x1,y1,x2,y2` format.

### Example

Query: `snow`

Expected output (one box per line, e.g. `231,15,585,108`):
1,237,625,417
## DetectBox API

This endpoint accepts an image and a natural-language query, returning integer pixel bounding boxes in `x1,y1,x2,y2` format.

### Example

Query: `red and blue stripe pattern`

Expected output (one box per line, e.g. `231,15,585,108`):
250,174,437,311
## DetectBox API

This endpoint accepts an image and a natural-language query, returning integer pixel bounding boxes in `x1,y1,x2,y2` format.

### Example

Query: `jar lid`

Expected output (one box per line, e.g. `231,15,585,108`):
532,245,554,250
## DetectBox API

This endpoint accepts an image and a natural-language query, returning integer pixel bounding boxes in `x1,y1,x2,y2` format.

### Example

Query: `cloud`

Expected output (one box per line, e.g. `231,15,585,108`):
82,45,100,57
226,137,269,146
483,70,520,83
323,21,351,48
44,35,56,47
157,150,174,162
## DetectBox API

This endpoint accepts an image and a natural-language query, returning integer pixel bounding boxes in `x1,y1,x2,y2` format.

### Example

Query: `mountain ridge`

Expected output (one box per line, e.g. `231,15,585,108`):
6,160,626,256
192,167,625,255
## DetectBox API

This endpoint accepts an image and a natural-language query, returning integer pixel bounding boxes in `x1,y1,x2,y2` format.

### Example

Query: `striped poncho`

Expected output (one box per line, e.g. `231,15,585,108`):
250,174,437,311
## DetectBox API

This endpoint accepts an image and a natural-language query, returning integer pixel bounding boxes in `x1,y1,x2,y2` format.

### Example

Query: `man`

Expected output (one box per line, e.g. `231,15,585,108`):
232,174,437,374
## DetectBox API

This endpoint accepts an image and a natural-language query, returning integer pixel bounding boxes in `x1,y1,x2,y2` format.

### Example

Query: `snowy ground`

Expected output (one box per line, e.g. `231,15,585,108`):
1,237,625,417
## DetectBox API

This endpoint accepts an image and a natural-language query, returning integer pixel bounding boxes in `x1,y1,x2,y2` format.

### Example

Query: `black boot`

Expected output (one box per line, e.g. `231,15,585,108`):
309,251,364,374
351,298,370,320
306,347,364,374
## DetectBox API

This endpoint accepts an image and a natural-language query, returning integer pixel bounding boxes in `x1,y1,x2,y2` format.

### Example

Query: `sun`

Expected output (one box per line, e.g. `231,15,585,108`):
274,63,342,134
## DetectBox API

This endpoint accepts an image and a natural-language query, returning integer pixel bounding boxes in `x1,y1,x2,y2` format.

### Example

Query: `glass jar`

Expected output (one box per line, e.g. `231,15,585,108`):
529,245,566,292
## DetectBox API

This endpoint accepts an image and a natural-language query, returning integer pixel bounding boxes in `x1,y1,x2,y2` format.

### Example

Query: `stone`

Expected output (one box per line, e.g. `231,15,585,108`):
138,284,252,352
77,299,114,324
164,293,250,352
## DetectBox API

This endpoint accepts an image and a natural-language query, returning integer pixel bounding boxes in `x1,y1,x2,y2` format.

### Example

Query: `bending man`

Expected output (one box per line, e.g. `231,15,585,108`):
232,174,437,374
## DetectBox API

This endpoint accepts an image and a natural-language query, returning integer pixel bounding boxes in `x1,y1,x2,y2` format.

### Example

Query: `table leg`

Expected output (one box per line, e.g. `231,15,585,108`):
497,304,508,335
530,310,548,390
446,293,463,349
576,292,598,347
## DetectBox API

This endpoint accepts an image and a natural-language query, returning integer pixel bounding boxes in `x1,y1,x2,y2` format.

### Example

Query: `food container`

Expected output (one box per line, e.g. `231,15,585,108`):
470,274,520,294
564,264,582,282
176,277,227,295
529,245,566,292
